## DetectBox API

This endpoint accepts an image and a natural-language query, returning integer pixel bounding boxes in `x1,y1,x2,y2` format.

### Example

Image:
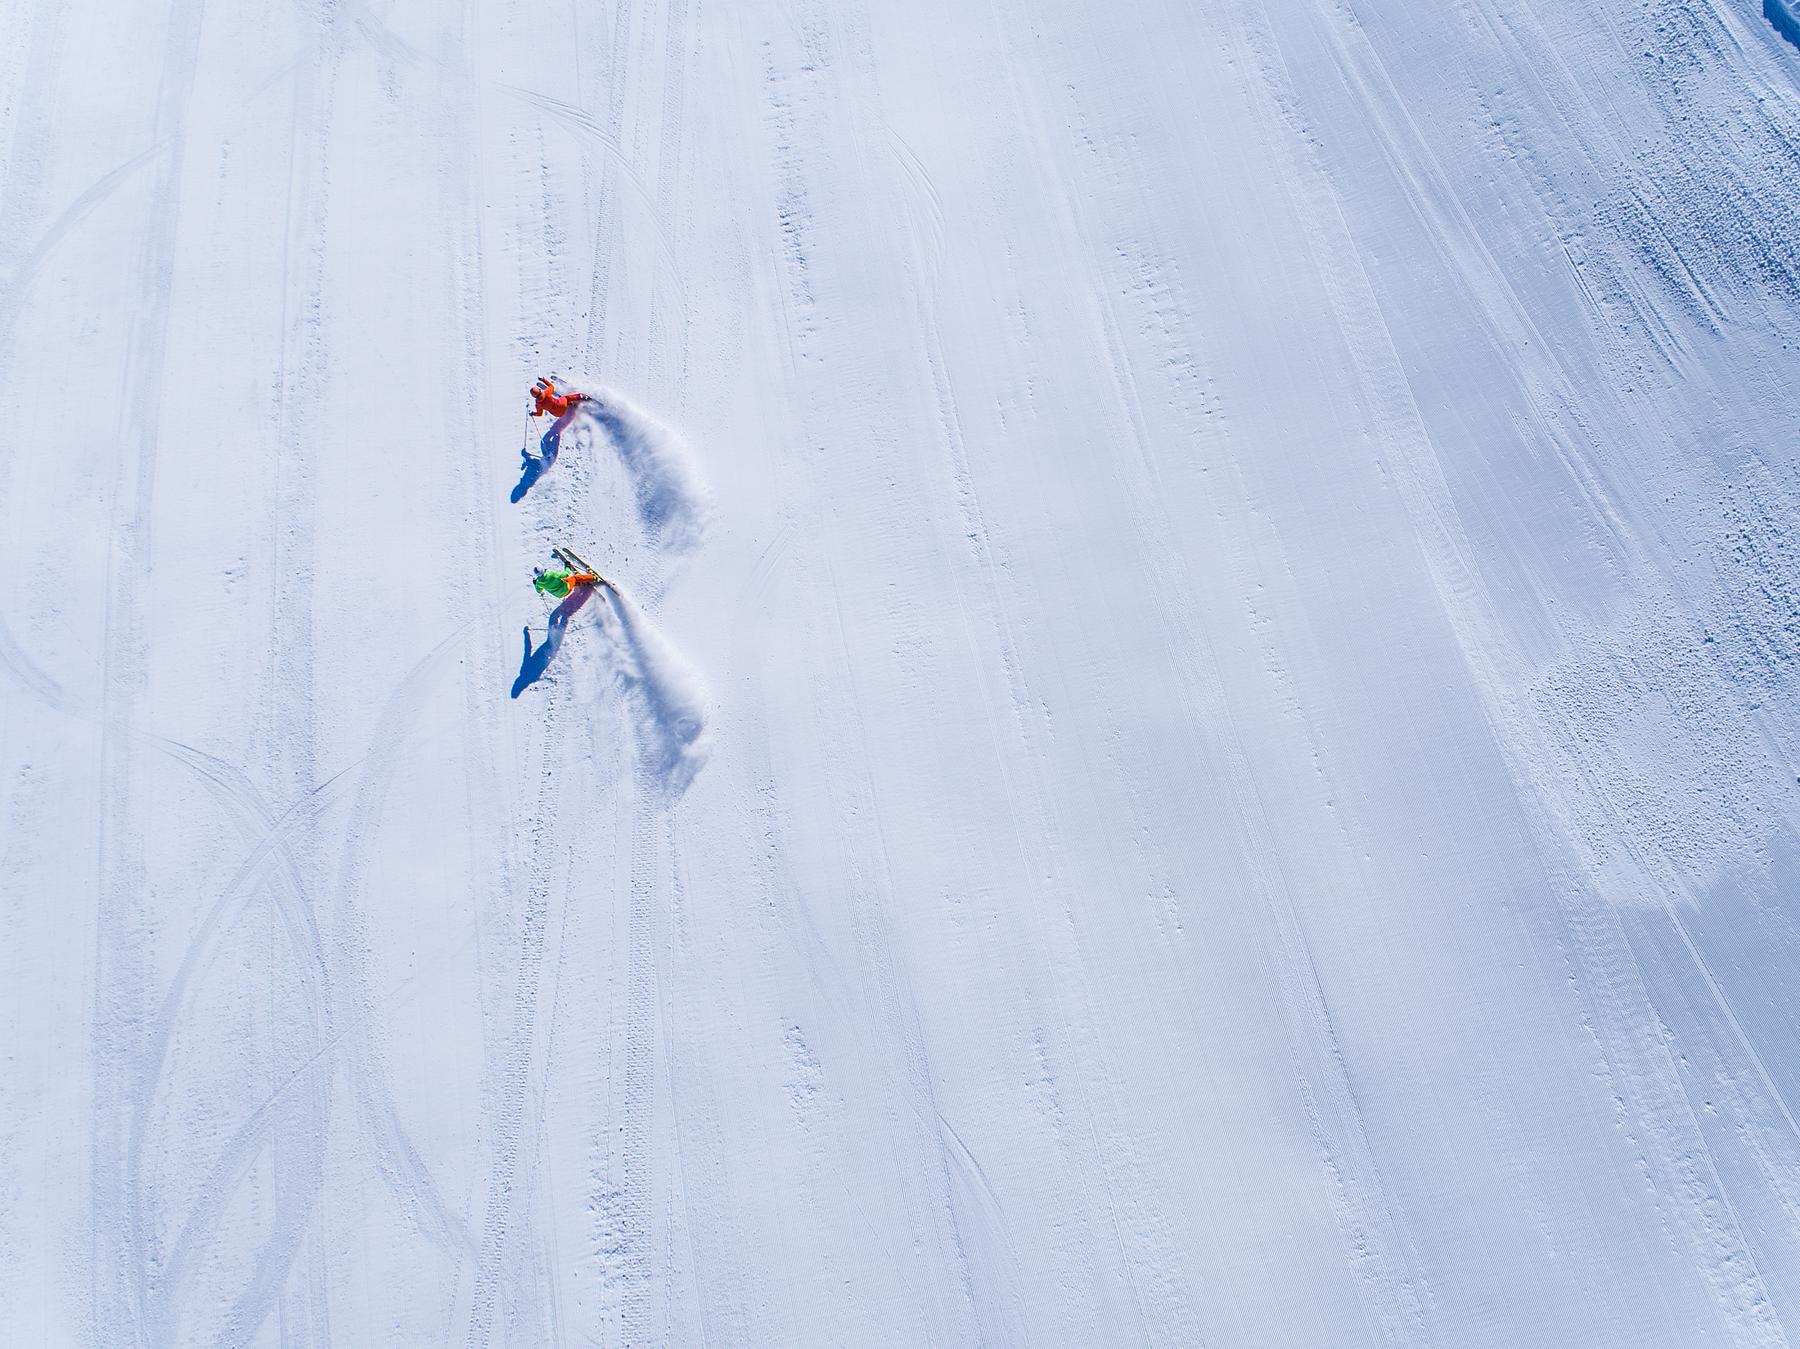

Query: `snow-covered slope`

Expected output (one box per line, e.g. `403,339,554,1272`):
9,0,1800,1343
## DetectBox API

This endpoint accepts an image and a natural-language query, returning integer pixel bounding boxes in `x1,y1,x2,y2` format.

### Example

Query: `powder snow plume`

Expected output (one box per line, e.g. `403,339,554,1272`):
598,589,710,799
566,382,711,553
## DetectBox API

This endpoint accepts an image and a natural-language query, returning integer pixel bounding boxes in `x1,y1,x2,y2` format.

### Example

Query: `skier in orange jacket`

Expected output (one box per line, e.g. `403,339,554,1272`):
530,377,588,418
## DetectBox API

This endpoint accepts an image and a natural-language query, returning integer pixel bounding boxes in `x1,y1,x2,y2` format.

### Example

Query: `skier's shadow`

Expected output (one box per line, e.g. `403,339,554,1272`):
509,412,575,504
510,585,593,698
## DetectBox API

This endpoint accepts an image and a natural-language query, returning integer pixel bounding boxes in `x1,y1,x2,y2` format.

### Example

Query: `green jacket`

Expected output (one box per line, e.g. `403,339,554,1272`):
534,568,576,598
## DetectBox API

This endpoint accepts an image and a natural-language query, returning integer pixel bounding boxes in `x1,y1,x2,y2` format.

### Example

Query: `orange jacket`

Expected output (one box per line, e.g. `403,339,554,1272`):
531,379,587,418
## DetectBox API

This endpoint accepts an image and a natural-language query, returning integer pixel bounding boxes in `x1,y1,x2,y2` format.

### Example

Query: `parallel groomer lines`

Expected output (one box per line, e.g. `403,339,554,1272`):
91,0,206,1340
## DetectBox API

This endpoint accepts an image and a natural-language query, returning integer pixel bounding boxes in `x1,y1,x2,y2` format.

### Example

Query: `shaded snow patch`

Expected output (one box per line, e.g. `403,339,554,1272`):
1768,0,1800,52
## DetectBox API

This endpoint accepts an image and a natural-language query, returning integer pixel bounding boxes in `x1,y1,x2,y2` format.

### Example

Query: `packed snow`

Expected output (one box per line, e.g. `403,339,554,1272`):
9,0,1800,1344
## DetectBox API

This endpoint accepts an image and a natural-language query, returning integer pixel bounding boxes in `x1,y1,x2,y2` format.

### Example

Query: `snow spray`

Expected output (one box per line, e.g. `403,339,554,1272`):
571,385,711,553
600,590,710,798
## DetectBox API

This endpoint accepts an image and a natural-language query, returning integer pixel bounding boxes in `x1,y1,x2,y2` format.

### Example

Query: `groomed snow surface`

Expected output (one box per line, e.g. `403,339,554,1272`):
8,0,1800,1344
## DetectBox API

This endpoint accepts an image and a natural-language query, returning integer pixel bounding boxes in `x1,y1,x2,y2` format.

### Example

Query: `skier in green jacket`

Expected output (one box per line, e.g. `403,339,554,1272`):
532,547,610,599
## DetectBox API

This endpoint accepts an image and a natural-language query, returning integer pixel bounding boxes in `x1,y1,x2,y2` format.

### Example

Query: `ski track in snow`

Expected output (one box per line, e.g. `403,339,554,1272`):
88,1,205,1341
14,0,1800,1345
